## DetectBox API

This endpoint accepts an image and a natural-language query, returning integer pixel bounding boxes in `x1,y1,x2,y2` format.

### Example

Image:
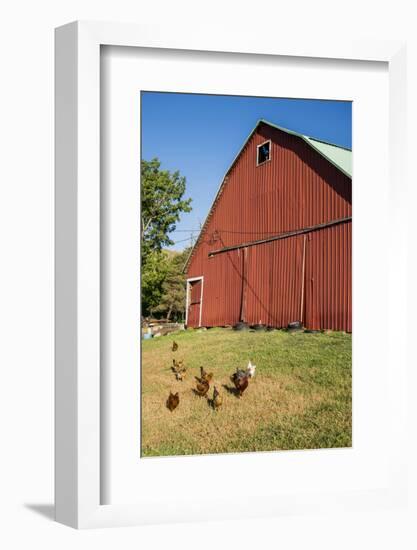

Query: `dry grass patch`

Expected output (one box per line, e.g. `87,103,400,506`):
141,328,352,456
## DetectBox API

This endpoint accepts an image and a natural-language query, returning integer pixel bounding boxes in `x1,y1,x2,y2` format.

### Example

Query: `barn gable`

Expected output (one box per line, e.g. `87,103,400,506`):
185,120,351,272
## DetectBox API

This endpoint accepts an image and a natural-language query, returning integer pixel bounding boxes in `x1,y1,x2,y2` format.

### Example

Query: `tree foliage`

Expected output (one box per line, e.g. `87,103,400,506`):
141,158,192,265
153,248,190,321
141,251,170,317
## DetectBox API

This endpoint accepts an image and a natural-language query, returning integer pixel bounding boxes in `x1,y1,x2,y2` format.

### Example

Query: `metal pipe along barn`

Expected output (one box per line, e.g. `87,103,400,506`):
184,120,352,332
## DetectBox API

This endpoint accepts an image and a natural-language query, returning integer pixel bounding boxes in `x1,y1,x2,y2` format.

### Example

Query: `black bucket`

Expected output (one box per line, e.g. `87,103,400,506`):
233,322,250,331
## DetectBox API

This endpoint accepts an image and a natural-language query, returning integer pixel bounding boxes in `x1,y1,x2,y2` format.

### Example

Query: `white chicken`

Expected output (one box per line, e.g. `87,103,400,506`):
246,360,256,378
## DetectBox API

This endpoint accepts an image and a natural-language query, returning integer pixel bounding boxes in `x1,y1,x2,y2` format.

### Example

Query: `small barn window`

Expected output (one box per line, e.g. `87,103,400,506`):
257,140,271,165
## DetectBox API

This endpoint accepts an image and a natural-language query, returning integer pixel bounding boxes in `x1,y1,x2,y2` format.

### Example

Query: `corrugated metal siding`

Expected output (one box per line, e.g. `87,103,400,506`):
304,222,352,332
186,122,352,332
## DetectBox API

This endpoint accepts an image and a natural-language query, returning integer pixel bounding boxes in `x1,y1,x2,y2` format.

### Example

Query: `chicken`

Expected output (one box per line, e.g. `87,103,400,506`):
172,359,186,381
231,361,256,383
176,367,187,381
212,386,222,410
204,372,214,383
195,379,210,397
246,360,256,378
166,391,179,411
172,341,178,352
198,366,213,384
234,368,246,379
172,359,184,370
231,371,249,397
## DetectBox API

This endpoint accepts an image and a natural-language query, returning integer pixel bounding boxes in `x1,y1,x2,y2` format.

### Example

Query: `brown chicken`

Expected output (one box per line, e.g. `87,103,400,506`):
172,359,186,381
231,372,249,397
166,391,179,411
172,359,184,370
212,386,222,410
172,341,178,352
195,379,210,397
198,366,213,384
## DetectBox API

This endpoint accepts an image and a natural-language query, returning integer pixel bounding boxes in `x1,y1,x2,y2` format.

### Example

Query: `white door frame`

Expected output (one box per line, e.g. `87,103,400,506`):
185,276,204,327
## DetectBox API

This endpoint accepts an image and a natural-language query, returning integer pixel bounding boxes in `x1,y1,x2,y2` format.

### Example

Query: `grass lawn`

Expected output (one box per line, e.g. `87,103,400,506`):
141,328,352,457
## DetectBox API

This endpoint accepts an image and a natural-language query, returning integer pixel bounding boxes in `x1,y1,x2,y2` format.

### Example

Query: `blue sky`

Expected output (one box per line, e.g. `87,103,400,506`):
141,92,352,251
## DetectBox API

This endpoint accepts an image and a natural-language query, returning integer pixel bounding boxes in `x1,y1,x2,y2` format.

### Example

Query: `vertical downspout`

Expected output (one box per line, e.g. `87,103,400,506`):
300,234,307,325
239,247,248,322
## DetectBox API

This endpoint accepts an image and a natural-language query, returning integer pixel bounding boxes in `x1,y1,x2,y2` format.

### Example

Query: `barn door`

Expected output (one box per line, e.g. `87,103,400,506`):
186,278,203,328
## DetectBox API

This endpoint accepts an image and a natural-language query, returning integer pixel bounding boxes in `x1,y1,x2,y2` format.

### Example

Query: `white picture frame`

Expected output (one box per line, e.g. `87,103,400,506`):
55,21,408,529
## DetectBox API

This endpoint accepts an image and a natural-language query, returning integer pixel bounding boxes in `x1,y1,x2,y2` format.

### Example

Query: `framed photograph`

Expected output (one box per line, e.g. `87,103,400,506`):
55,21,408,528
139,97,353,459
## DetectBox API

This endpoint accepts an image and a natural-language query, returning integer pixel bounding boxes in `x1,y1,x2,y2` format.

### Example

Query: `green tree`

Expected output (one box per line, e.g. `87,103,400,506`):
154,248,190,321
141,158,192,265
141,250,169,317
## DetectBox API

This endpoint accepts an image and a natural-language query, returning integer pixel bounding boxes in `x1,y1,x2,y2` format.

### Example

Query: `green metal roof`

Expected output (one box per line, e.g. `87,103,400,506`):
304,137,352,177
260,119,352,178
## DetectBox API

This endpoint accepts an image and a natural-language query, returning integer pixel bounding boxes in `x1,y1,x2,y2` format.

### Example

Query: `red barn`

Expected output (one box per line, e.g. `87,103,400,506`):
184,120,352,332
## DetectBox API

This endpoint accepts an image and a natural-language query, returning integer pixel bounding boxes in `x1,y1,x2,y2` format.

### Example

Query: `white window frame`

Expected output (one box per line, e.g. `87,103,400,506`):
256,139,272,166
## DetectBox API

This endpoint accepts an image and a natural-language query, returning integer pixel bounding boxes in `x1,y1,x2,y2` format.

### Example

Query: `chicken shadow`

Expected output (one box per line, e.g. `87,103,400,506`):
207,397,215,409
222,383,240,398
192,389,209,398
